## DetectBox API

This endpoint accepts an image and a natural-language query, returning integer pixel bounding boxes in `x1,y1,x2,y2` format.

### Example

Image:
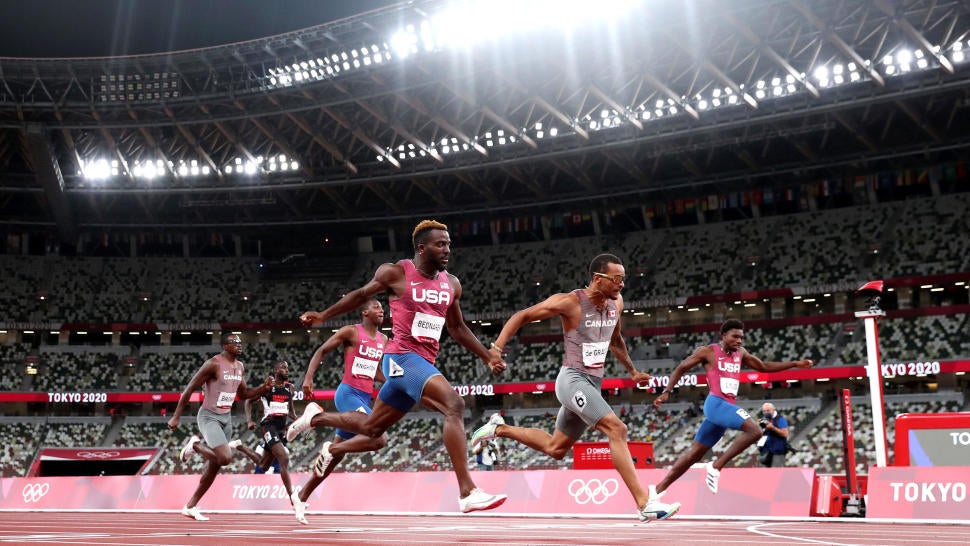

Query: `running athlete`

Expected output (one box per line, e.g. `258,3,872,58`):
471,253,678,523
235,360,298,505
650,319,813,503
168,333,273,521
290,219,507,513
290,298,390,525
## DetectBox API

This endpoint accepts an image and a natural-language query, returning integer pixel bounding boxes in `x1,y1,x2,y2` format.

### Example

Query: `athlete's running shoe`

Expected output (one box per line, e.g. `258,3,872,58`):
286,402,322,442
638,487,681,522
469,413,505,450
291,490,308,525
179,434,200,463
458,488,507,513
705,461,720,494
313,441,334,478
181,505,209,521
227,439,242,449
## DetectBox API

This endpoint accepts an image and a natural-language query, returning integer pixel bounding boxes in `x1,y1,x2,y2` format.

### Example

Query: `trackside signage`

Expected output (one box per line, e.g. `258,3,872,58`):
866,466,970,519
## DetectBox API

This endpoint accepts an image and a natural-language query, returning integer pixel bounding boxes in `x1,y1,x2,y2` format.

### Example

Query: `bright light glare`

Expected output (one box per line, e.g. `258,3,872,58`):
394,0,637,55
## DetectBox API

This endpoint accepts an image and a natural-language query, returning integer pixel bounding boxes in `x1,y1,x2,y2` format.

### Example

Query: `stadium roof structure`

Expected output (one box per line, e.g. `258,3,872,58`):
0,0,968,242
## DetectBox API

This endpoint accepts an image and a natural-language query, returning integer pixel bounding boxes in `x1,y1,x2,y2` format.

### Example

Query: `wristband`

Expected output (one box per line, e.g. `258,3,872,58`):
490,342,503,351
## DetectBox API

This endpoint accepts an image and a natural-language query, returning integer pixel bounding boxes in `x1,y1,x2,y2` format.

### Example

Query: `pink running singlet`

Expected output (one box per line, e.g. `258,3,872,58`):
706,343,742,402
341,323,388,393
384,259,453,365
201,353,244,414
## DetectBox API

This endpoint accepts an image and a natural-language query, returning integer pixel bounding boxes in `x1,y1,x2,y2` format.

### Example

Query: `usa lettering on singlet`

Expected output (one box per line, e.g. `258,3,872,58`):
201,354,244,415
342,323,388,393
707,343,742,401
259,382,294,420
562,289,619,379
384,259,453,365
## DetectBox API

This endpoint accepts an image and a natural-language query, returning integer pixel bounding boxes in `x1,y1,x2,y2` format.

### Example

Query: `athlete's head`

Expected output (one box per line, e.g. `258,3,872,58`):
588,253,625,300
273,360,289,381
720,319,745,351
220,333,243,356
412,219,450,271
360,298,384,327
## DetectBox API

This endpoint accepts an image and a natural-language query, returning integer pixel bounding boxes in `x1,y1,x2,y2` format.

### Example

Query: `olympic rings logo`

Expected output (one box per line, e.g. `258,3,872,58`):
77,451,120,459
568,478,619,505
22,483,50,503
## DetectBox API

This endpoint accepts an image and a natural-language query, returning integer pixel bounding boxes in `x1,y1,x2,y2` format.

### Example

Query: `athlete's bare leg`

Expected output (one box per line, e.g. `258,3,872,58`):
655,442,710,494
193,442,233,467
307,399,403,439
418,375,477,498
713,419,762,470
269,442,293,496
298,433,388,503
494,423,575,459
184,458,222,509
595,414,649,509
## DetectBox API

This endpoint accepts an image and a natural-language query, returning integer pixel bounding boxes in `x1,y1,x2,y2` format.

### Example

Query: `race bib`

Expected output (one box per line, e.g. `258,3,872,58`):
582,341,609,368
411,312,445,341
268,401,288,415
216,391,235,408
351,356,379,379
720,377,739,396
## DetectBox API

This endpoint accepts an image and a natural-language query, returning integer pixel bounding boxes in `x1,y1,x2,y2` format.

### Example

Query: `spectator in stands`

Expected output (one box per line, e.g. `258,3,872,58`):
651,320,812,506
167,333,273,521
470,253,675,523
291,219,508,514
289,298,390,525
757,402,791,467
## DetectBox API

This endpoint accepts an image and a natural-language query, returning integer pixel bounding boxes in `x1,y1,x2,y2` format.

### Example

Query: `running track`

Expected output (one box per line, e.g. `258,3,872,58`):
1,512,969,545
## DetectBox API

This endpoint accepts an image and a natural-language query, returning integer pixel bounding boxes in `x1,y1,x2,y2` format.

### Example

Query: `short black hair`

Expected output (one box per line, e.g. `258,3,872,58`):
359,297,380,314
220,332,240,345
273,360,288,371
721,319,744,334
589,253,622,278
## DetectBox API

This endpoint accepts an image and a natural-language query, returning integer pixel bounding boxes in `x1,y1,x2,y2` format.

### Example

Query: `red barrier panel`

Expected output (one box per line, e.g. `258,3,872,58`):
572,442,654,469
894,412,970,466
0,467,815,517
866,466,970,520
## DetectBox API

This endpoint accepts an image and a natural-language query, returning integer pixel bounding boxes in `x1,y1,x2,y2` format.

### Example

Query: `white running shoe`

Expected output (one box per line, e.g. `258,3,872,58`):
638,488,681,522
705,461,720,494
179,434,200,463
181,505,209,521
458,488,508,513
291,490,308,525
469,414,504,450
227,439,242,449
313,441,334,478
286,402,322,442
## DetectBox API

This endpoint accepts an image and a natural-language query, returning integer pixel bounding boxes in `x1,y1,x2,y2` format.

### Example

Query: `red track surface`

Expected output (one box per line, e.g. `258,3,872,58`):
1,512,969,545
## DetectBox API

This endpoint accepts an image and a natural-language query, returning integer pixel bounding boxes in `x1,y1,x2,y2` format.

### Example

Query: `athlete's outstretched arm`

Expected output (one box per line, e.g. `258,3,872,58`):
741,350,813,372
444,275,503,373
302,325,354,399
167,360,217,429
607,295,651,386
653,346,711,408
300,263,400,326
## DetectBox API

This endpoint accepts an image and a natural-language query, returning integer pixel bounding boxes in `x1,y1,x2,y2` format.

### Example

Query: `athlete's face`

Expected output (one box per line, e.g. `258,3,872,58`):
274,361,289,381
721,329,744,352
421,229,451,271
223,335,243,356
363,300,385,326
592,263,625,300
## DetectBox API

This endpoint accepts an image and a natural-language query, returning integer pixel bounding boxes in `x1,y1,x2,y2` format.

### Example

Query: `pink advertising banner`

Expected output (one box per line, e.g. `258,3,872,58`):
2,467,815,516
866,466,970,520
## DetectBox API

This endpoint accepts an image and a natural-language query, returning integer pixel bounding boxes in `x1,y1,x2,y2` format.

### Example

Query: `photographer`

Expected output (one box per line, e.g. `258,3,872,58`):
757,402,790,467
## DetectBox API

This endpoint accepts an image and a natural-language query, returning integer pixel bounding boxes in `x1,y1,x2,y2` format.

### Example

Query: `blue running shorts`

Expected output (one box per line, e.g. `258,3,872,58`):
333,382,373,440
377,352,442,413
694,394,752,447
